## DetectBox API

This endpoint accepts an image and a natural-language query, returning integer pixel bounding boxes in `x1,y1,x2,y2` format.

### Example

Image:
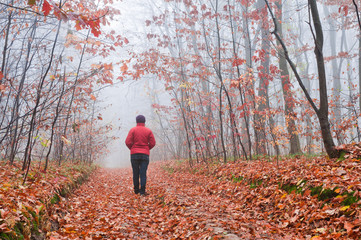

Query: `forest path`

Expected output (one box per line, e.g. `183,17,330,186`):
48,163,270,239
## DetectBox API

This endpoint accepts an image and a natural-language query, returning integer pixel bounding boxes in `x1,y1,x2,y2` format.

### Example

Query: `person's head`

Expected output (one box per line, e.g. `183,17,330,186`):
136,115,146,123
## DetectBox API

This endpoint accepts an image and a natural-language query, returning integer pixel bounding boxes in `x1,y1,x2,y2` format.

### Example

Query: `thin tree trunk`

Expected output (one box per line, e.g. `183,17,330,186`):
58,28,91,164
276,1,302,155
44,71,66,171
23,20,62,182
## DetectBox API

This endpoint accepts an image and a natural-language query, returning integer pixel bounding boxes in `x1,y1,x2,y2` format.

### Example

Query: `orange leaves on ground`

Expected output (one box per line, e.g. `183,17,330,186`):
48,167,233,239
161,151,361,238
0,161,95,238
22,147,358,239
336,142,361,160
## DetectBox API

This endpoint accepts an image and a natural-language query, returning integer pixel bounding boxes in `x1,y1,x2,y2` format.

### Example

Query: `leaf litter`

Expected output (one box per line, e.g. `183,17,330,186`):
14,153,361,239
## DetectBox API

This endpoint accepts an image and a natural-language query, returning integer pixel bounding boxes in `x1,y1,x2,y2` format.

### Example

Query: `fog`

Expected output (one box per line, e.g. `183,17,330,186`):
97,0,160,168
95,0,360,166
99,80,153,168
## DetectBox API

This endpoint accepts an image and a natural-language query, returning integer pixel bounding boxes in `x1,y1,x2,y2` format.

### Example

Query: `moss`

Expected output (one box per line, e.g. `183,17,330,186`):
231,175,244,183
337,150,347,162
59,187,68,197
249,179,263,189
341,191,359,206
0,222,25,240
311,187,339,201
280,182,305,194
161,165,174,174
50,194,60,204
310,186,323,196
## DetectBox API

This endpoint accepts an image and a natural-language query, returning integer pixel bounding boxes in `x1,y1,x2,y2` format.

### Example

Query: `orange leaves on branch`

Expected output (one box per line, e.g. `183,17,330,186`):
120,63,128,73
0,72,5,92
103,63,113,71
75,16,101,37
240,0,249,6
231,58,246,67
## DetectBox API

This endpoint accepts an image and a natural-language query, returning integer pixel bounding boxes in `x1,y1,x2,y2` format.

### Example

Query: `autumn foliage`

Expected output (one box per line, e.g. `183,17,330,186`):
1,153,357,239
127,0,361,163
0,161,96,239
0,0,127,177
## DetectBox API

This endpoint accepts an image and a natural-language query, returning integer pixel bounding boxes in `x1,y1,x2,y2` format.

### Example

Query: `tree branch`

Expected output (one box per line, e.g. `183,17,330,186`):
264,0,319,114
353,0,361,31
0,2,45,17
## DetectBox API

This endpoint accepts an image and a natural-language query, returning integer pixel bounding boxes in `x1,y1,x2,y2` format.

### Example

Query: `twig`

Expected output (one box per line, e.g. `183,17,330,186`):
353,0,361,32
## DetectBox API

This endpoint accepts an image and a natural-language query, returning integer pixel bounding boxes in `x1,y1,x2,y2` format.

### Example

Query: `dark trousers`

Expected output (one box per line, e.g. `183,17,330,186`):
130,154,149,194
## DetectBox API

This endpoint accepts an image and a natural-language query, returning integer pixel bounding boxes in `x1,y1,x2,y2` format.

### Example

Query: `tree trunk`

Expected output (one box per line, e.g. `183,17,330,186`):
276,1,302,155
308,0,337,158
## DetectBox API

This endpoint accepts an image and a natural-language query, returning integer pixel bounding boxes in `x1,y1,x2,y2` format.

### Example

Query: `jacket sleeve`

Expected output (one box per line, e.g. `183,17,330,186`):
148,131,156,150
125,129,134,150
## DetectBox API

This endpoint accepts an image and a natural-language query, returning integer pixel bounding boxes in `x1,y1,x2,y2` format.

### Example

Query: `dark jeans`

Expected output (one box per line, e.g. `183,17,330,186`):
131,154,149,194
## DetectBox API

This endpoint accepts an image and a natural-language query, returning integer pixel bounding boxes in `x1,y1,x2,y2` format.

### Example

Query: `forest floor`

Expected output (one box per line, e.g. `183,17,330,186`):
1,144,361,240
48,149,361,239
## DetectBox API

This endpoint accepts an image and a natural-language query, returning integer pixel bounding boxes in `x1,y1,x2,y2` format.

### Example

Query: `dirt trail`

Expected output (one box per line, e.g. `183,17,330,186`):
49,164,270,239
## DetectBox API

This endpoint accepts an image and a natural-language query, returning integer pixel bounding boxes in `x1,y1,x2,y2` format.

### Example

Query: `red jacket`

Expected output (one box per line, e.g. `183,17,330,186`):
125,123,156,155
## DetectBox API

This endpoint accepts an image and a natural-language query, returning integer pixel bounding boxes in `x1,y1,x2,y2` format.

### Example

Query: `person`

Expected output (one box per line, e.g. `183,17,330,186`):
125,115,156,195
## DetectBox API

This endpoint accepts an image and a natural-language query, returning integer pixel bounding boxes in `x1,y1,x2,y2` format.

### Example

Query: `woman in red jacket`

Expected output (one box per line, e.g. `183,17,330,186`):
125,115,156,195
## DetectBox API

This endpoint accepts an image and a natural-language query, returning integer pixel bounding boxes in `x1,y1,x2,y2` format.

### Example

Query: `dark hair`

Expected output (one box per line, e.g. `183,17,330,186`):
136,115,146,123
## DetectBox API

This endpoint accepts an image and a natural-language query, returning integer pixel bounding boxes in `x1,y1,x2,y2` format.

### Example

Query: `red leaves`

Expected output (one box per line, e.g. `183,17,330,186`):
27,0,104,37
0,71,4,92
75,16,102,37
42,0,52,16
339,5,349,16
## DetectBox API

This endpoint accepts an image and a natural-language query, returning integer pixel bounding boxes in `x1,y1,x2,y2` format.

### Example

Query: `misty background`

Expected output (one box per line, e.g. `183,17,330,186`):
99,0,168,168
